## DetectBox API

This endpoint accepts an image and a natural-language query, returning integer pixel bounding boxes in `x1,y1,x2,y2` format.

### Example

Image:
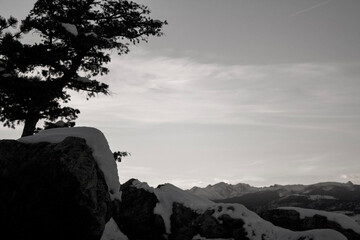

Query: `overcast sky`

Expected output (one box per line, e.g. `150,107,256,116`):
1,0,360,189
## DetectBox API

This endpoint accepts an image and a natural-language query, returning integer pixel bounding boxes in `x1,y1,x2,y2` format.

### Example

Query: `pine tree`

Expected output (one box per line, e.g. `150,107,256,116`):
0,0,166,137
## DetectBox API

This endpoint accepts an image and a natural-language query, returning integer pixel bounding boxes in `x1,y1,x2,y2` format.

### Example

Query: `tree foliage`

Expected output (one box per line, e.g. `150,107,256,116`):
113,151,130,162
0,0,166,137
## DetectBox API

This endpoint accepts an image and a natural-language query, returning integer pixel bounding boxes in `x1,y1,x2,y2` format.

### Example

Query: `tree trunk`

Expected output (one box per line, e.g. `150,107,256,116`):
21,116,39,137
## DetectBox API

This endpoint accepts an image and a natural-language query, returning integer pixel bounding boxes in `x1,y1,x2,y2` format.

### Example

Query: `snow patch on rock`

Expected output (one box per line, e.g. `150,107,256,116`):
61,23,78,36
85,32,98,38
213,204,347,240
131,179,154,193
192,234,233,240
101,218,128,240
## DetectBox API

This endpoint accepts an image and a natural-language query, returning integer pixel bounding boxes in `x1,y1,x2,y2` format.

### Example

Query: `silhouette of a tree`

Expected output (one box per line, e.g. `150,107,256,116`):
0,0,166,137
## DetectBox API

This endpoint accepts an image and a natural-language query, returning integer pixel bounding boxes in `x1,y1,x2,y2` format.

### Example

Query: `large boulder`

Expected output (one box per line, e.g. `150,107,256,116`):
0,136,113,240
261,207,360,240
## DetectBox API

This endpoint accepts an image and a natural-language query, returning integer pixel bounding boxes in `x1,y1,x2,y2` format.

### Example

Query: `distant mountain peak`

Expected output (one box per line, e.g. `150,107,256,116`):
346,181,354,186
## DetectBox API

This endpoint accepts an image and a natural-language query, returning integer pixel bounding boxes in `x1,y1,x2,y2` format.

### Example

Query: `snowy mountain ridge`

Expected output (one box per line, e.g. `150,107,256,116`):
188,182,258,200
188,181,357,200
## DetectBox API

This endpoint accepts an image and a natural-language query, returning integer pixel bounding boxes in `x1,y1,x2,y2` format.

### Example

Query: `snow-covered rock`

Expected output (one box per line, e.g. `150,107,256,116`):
19,127,121,200
115,179,166,240
114,179,348,240
153,183,214,233
279,207,360,234
0,135,113,240
262,207,360,240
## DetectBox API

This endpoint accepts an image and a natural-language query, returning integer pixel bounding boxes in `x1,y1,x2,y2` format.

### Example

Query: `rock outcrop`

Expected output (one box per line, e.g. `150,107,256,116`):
0,137,113,240
114,179,249,240
170,203,249,240
261,208,360,240
114,179,348,240
114,179,166,240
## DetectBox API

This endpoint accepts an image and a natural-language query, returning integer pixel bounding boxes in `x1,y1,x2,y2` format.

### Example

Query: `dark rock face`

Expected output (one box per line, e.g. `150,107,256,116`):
171,204,249,240
170,203,199,240
114,179,166,240
115,179,249,240
261,208,360,240
0,137,112,240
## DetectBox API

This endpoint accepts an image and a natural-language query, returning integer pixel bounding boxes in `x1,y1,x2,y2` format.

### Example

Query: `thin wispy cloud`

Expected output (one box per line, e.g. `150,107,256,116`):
288,0,334,18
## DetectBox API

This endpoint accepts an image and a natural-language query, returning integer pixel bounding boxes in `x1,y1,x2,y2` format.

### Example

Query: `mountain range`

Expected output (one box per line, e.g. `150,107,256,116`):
187,181,360,224
188,181,358,200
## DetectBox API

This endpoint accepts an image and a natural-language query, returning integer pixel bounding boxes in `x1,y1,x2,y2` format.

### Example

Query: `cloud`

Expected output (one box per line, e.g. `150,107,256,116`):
56,50,360,190
70,48,360,133
288,0,334,18
341,174,360,180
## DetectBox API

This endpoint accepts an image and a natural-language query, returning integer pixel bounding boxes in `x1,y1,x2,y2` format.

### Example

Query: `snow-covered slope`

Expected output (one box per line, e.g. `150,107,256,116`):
18,127,121,200
279,207,360,234
211,204,347,240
